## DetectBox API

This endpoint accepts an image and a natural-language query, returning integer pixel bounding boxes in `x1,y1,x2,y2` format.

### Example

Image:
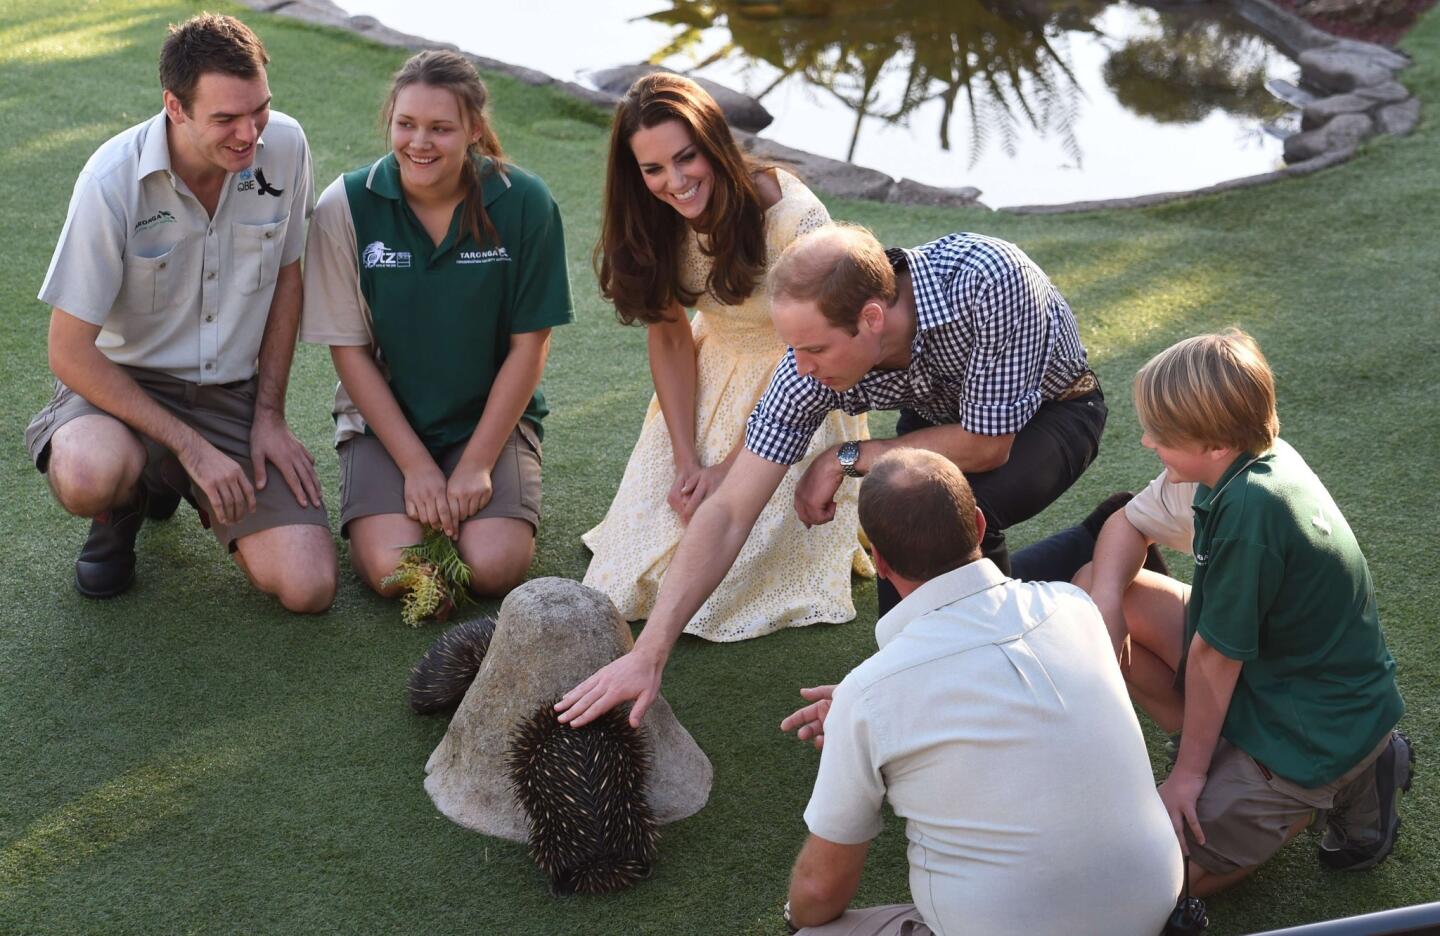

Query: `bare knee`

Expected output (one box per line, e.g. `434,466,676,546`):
459,526,534,598
236,527,339,613
47,423,146,516
345,514,421,597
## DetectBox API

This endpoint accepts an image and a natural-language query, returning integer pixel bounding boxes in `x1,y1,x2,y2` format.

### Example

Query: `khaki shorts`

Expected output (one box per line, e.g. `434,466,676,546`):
1186,735,1390,874
25,368,330,550
336,422,541,536
797,905,931,936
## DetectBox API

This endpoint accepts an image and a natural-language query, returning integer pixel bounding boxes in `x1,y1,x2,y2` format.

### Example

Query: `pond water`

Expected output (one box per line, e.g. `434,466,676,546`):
338,0,1302,207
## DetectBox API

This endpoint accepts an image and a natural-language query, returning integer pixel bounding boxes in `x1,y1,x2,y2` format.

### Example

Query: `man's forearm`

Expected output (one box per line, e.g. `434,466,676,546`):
787,835,869,928
254,261,303,415
636,452,788,662
49,312,206,459
855,424,1014,474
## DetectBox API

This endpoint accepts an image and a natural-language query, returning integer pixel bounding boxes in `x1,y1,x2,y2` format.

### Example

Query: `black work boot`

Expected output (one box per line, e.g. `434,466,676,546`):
74,489,147,599
145,485,182,521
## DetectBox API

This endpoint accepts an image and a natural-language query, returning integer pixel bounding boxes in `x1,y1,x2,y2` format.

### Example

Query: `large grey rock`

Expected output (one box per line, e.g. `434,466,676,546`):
1266,78,1320,109
424,578,712,842
1299,47,1396,94
588,64,774,132
1328,38,1412,72
1302,92,1374,130
1284,112,1374,162
1376,98,1421,136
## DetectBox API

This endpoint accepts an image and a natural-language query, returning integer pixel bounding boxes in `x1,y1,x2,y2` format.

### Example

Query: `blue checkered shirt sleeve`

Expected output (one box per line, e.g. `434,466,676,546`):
744,352,837,465
951,247,1053,435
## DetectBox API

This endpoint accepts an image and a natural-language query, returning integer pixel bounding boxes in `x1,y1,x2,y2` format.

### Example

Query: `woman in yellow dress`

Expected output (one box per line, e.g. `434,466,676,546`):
582,73,871,641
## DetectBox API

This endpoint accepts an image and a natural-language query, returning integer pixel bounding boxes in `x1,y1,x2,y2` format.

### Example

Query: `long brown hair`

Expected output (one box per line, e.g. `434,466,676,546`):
595,73,768,325
381,51,506,247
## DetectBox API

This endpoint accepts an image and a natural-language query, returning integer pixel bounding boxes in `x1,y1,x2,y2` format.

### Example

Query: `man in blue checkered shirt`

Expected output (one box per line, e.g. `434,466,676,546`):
558,224,1106,729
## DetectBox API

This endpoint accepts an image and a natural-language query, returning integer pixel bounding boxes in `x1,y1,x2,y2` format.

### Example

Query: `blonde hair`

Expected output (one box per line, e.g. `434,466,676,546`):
1133,329,1279,454
768,223,898,335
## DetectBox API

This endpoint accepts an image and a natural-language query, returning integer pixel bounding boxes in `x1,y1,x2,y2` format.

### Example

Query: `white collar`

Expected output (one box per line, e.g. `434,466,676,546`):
874,559,1009,649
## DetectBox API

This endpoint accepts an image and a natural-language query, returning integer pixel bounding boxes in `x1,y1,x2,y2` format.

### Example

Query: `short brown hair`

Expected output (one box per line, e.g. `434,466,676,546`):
1133,328,1279,454
859,449,980,582
768,223,898,335
159,13,269,112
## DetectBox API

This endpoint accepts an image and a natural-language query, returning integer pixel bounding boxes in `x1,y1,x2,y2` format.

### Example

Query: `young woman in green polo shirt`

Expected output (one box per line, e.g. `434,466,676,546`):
299,51,572,598
581,74,871,642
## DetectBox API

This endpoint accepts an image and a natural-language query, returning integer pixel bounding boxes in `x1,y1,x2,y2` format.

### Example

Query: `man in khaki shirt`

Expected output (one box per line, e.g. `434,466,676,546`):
24,14,335,610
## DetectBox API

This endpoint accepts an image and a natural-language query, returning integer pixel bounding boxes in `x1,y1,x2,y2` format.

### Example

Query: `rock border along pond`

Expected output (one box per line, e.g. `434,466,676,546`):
241,0,1419,213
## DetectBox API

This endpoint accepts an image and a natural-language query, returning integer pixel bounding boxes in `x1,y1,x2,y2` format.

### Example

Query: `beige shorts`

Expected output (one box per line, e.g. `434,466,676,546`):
25,369,330,550
1186,735,1389,874
797,905,931,936
336,422,542,536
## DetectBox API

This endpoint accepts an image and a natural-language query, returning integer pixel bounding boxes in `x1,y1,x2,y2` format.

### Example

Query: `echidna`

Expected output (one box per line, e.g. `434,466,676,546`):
406,617,497,714
505,703,659,895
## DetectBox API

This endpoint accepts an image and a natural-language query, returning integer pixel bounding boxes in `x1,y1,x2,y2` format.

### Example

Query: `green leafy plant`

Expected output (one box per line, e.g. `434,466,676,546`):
380,529,474,626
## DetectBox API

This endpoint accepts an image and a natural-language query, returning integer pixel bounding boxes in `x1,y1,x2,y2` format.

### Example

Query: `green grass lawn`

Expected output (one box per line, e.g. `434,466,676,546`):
1,1,1436,932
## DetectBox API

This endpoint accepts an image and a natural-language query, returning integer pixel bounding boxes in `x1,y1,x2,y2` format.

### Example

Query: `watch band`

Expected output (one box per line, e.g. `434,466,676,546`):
837,440,862,478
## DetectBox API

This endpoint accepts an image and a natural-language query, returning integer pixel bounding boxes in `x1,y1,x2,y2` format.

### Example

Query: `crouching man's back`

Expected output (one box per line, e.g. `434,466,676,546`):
787,449,1181,936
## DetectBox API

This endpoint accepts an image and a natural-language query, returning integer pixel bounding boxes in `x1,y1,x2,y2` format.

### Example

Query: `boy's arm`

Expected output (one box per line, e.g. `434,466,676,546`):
1160,634,1242,852
1087,509,1153,658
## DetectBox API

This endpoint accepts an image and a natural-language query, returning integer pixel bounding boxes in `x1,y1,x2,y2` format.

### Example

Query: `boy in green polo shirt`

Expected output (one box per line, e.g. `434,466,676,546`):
1082,330,1408,896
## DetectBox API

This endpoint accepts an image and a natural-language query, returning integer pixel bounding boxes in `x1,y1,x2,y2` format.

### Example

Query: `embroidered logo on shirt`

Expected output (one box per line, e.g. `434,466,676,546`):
255,169,284,197
133,209,176,232
236,168,256,192
362,241,412,269
457,247,511,265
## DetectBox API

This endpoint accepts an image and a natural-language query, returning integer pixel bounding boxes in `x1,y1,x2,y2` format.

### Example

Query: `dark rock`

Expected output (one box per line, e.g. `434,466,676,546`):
1376,98,1420,136
1329,38,1412,72
1302,92,1374,131
735,130,895,200
424,578,712,842
1353,82,1411,105
887,178,984,208
1299,47,1397,93
587,64,774,132
1284,112,1374,162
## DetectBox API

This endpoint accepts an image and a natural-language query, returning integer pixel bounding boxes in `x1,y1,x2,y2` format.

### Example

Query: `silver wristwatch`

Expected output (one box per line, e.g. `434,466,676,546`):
837,440,862,478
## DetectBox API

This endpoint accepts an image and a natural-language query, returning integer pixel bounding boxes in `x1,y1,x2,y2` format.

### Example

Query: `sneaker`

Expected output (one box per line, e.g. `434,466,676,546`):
1317,731,1414,871
74,489,147,599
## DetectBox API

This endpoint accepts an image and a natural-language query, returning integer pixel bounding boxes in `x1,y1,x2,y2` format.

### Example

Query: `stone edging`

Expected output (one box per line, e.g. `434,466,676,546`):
240,0,1420,214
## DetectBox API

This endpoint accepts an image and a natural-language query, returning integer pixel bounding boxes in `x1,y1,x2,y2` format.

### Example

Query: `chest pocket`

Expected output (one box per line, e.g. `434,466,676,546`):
117,242,181,316
232,217,290,294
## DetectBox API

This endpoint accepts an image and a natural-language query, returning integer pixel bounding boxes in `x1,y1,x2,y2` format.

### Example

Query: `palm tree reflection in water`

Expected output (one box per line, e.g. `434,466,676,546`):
641,0,1291,171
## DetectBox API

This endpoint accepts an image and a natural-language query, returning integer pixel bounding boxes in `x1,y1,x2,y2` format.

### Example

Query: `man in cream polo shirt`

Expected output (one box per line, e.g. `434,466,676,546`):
24,14,336,611
778,449,1181,936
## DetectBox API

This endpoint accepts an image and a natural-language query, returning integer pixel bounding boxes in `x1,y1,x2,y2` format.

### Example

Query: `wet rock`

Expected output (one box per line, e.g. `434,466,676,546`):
1298,47,1396,93
588,65,774,132
1376,98,1420,136
1266,78,1320,109
1302,92,1375,130
423,578,712,842
1284,113,1374,162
